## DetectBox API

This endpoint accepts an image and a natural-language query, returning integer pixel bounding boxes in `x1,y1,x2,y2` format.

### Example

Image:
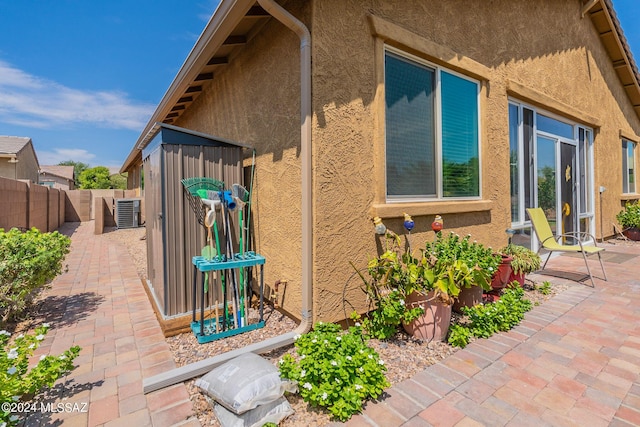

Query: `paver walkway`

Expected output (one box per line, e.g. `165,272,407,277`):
341,243,640,427
20,221,640,426
24,221,200,427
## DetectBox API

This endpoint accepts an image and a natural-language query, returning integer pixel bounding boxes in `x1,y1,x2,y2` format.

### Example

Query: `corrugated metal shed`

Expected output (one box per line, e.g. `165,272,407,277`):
143,123,249,318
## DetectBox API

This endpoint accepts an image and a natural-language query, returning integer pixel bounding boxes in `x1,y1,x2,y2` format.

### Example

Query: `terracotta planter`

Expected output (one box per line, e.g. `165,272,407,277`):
453,285,483,313
490,254,513,292
623,227,640,241
403,291,452,342
508,271,526,287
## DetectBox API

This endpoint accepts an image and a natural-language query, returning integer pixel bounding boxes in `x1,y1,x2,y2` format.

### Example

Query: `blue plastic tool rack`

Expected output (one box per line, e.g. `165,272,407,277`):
191,253,265,344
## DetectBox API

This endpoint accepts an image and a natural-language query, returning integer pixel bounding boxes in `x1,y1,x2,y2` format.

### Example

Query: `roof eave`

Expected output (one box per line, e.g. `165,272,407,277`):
120,0,256,173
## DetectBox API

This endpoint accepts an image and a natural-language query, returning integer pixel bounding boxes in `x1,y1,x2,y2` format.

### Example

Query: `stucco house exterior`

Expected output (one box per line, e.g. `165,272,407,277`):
39,165,75,190
121,0,640,324
0,136,40,183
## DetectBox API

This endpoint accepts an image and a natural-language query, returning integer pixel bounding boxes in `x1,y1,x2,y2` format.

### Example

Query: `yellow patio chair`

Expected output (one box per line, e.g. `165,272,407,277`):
526,207,607,287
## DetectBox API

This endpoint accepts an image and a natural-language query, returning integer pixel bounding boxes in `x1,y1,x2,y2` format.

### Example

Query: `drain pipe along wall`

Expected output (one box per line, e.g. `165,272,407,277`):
143,0,313,394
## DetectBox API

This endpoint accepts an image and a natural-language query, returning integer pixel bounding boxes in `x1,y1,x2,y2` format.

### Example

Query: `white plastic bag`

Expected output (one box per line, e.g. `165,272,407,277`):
195,352,295,414
213,397,294,427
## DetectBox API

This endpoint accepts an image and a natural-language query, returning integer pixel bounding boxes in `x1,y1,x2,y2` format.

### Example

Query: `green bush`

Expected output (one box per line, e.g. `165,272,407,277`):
448,286,532,348
617,202,640,229
1,325,81,425
278,322,389,421
0,228,71,324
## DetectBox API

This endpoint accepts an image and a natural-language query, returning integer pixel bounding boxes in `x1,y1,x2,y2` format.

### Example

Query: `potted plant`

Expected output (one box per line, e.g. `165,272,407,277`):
354,228,456,342
424,232,500,313
499,244,541,286
616,202,640,241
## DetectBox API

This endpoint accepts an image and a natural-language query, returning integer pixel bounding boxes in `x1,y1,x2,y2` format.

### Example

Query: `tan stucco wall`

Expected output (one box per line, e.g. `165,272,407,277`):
171,0,640,323
175,2,309,321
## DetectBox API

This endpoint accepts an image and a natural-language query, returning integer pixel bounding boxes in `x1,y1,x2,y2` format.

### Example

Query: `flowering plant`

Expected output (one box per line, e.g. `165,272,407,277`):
1,325,80,425
278,322,389,421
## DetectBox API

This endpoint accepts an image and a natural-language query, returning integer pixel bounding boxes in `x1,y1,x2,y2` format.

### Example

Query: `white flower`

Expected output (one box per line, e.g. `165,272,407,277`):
359,349,365,354
303,382,312,390
368,354,373,359
324,340,328,344
378,359,385,365
346,356,352,361
59,355,67,360
278,358,284,365
300,354,306,360
39,355,46,361
321,392,328,400
330,361,338,366
42,323,50,328
36,334,44,341
355,322,361,327
355,384,363,390
335,378,341,384
300,369,306,378
17,334,23,339
311,339,317,344
7,348,18,360
7,366,17,375
293,334,301,341
400,300,405,306
0,330,10,336
28,343,35,349
336,336,342,341
359,367,364,372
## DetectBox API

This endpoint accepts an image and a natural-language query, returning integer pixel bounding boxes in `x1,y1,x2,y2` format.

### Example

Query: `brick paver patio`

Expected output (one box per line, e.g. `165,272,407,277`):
24,221,200,427
340,243,640,426
20,221,640,426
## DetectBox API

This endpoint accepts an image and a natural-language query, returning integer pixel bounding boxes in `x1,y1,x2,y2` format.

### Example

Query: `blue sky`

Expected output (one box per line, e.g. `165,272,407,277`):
0,1,638,171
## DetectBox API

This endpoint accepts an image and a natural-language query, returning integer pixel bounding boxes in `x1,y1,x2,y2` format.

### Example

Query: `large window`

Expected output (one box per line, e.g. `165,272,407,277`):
385,49,480,200
622,139,636,194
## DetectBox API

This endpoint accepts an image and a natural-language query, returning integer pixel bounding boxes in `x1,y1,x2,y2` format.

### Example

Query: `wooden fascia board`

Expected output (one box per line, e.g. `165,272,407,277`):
121,0,255,173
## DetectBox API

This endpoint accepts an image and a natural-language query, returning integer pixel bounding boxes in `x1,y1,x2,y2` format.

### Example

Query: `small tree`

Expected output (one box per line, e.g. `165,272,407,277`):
109,173,127,190
77,166,111,189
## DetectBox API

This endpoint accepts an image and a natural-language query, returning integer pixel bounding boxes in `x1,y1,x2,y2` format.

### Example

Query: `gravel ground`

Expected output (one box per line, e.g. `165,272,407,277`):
102,225,581,426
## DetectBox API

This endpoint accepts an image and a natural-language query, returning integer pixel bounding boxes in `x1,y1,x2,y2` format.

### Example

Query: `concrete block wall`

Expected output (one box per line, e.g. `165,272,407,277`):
0,177,28,230
28,183,49,232
65,190,91,222
0,177,67,232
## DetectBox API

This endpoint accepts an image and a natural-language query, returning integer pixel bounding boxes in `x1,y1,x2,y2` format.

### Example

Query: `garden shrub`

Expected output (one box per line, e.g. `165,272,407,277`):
1,325,81,425
278,322,389,421
448,286,532,348
0,228,71,324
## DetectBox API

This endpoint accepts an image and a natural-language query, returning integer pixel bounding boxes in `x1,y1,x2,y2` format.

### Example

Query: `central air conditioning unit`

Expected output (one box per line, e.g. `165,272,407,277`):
115,198,141,229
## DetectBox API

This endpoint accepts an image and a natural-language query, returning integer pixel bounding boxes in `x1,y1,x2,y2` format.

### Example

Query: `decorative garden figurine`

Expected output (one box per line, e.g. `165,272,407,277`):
373,216,387,235
431,215,443,233
403,213,415,232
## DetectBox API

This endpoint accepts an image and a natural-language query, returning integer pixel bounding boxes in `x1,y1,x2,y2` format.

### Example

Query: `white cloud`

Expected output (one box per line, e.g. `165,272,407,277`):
0,61,155,131
38,148,96,166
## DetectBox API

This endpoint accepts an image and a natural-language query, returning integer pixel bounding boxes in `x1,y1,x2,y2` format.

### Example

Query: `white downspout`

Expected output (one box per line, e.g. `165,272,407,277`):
143,0,312,393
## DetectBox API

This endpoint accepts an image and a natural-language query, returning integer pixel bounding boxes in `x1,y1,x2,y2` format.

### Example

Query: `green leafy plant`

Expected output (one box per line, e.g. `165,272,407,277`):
500,244,541,275
425,232,501,291
448,286,532,348
0,228,71,324
352,232,439,340
278,322,389,421
1,325,81,425
537,281,552,295
617,202,640,229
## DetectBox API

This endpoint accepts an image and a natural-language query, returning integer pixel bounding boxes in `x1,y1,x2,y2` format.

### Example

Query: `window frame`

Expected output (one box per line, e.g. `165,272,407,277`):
622,139,636,194
383,45,482,203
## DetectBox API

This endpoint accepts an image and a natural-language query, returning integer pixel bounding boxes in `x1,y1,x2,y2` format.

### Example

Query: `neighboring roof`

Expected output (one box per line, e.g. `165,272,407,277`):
120,0,640,172
0,136,31,155
39,165,75,181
